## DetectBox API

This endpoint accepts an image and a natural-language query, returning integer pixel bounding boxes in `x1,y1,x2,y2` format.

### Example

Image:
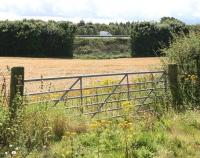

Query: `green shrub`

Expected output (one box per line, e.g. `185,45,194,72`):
16,107,52,151
132,132,157,157
131,17,189,57
163,33,200,105
0,94,24,147
0,20,76,58
164,33,200,73
0,107,10,145
74,38,131,58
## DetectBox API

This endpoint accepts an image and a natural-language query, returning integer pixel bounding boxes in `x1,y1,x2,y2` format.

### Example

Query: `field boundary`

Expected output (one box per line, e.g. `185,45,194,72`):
7,67,171,118
6,65,181,118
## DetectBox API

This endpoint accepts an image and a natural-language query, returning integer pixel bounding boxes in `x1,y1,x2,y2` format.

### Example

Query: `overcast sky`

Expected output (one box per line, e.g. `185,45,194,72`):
0,0,200,24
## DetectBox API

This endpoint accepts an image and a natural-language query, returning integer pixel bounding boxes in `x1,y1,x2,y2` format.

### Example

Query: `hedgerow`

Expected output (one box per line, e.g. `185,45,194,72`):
0,20,76,58
131,17,189,57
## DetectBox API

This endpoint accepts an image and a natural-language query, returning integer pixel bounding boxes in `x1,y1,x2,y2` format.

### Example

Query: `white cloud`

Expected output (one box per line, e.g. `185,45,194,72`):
0,0,199,23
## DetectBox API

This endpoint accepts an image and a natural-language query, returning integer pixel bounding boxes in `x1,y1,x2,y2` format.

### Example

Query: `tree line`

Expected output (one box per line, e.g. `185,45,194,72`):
76,20,134,35
0,17,199,57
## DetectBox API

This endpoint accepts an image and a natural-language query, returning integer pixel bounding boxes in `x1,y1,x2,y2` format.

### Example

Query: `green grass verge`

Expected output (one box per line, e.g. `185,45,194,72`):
1,102,200,158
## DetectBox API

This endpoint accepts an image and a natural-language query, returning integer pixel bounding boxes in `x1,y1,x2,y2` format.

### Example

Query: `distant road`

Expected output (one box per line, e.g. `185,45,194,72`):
76,35,130,39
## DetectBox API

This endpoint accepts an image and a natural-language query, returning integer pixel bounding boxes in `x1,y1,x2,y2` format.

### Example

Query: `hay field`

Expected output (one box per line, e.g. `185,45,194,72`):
0,57,161,79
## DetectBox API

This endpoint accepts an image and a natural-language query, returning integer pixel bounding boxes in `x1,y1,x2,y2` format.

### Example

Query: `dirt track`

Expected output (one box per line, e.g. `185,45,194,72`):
0,57,161,79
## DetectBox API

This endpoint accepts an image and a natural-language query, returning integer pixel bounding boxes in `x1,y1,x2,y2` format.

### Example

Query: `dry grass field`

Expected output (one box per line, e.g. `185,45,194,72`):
0,57,161,79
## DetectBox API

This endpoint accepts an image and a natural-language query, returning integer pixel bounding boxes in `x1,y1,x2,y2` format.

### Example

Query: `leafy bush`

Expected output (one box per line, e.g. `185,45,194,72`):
0,20,76,58
163,33,200,105
164,33,200,73
131,17,189,57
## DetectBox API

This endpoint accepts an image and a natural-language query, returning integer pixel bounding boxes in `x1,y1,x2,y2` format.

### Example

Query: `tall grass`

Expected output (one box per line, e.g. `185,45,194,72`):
2,101,200,158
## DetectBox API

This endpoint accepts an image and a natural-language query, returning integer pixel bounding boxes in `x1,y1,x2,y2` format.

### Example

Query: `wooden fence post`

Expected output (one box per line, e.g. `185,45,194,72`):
196,55,200,100
168,64,182,110
9,67,24,117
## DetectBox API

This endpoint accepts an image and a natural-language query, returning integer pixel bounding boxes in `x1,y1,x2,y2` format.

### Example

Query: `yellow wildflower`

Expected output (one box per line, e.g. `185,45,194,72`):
191,75,198,81
89,123,99,129
89,120,111,130
65,131,72,137
118,121,133,129
121,101,132,110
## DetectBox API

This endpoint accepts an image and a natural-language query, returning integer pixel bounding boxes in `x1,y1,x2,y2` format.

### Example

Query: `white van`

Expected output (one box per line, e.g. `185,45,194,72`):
99,31,112,36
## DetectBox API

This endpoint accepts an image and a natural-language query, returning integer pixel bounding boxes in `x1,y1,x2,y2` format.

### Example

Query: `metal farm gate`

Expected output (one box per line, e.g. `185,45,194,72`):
23,70,167,118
